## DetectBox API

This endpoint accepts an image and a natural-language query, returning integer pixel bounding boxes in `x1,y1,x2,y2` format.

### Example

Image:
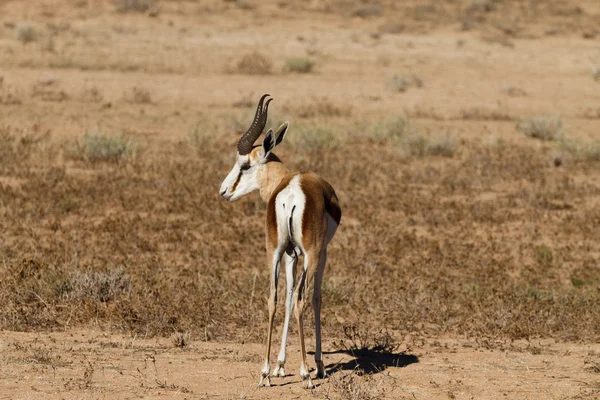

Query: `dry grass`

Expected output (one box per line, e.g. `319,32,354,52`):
123,86,153,104
14,24,38,43
592,66,600,82
229,51,273,75
458,106,512,121
69,130,136,163
0,120,599,344
517,116,564,141
115,0,154,13
284,57,315,73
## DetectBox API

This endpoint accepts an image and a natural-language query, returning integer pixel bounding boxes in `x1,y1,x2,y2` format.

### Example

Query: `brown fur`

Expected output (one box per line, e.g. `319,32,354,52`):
300,172,341,251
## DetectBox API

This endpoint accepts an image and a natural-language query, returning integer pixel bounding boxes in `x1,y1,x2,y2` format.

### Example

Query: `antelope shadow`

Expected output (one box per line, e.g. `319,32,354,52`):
310,348,419,375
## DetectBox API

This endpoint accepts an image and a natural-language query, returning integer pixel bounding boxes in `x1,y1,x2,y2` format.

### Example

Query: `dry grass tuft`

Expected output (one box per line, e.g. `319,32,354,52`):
426,132,459,157
230,51,273,75
592,66,600,82
284,57,315,74
517,116,564,141
14,24,38,43
292,124,340,151
370,115,418,142
170,331,190,348
115,0,154,13
70,130,136,163
68,269,131,303
351,5,382,18
387,74,423,92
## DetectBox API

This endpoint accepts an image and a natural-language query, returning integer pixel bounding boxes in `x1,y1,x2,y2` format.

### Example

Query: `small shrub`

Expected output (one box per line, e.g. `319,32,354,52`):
351,5,382,18
370,115,417,142
14,24,37,43
426,133,459,157
559,137,600,162
293,125,340,151
593,66,600,82
115,0,153,12
516,116,564,141
387,74,423,92
170,331,190,348
72,130,136,163
231,51,272,75
68,268,131,303
284,57,315,74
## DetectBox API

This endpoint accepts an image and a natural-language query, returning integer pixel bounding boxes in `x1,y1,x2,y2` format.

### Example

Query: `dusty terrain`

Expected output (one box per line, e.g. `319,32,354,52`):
1,0,600,398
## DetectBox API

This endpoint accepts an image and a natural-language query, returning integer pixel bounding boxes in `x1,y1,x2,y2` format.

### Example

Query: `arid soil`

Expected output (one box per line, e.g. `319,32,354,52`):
1,329,600,399
1,0,600,398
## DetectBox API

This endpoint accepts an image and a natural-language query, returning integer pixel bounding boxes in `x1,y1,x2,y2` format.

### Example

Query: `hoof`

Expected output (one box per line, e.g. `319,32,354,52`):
258,371,271,388
301,372,314,389
273,361,286,377
316,361,327,379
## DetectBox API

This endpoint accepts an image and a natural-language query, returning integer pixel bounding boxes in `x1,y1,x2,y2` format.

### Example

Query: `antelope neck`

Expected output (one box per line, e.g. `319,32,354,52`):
258,159,290,203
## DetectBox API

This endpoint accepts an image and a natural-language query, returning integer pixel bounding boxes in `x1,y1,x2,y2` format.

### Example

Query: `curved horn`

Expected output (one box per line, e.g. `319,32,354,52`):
237,94,272,155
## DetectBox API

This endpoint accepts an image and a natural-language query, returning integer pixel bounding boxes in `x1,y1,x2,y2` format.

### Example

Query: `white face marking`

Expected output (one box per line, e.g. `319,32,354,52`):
219,152,260,201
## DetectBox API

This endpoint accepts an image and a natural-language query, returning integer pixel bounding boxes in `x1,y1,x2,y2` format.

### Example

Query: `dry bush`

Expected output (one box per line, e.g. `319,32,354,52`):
115,0,153,13
370,115,417,142
229,51,273,75
559,137,600,162
292,124,340,151
67,269,131,303
426,133,459,157
14,24,38,43
284,57,315,74
387,74,423,92
69,130,136,163
170,331,190,348
335,325,399,354
517,116,564,141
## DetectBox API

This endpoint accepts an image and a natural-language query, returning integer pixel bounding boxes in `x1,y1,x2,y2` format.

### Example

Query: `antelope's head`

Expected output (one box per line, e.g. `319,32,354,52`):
219,94,289,202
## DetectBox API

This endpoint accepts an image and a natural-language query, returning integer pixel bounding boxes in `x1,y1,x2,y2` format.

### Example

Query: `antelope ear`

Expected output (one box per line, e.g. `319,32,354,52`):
260,129,275,160
274,122,289,146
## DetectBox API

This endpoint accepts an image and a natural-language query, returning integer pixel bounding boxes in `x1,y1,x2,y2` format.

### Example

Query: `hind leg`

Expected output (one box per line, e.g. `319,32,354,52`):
313,248,327,379
273,250,297,377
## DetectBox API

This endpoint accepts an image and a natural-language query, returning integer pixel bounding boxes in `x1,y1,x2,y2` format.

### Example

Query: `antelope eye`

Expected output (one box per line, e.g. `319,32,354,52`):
240,164,251,171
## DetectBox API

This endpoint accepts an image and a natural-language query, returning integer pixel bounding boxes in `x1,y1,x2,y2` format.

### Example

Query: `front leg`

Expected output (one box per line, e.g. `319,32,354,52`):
273,251,297,378
258,248,283,387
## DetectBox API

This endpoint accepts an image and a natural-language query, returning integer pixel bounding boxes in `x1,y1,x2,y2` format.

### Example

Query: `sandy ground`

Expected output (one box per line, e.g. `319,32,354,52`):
2,1,600,399
0,329,598,399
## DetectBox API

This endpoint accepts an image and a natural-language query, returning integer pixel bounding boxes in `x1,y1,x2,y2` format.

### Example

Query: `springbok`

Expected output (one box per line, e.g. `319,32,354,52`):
219,94,341,389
